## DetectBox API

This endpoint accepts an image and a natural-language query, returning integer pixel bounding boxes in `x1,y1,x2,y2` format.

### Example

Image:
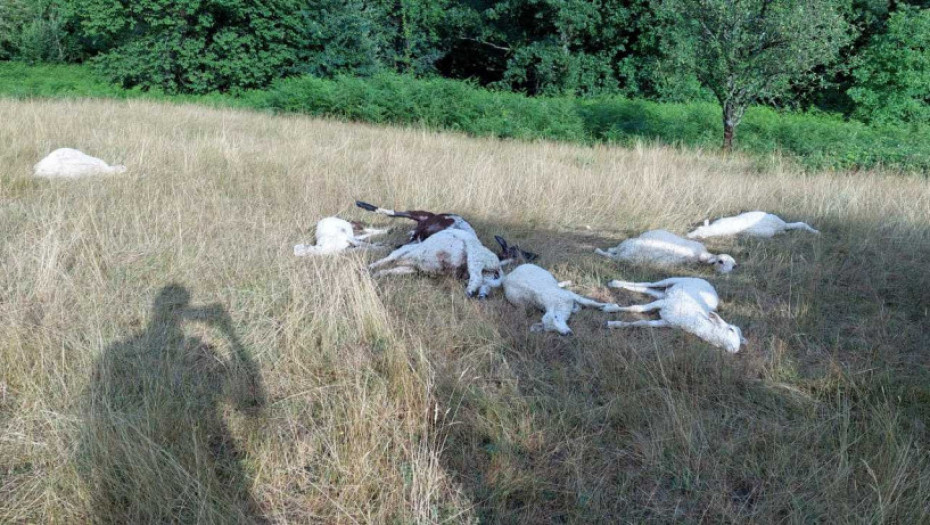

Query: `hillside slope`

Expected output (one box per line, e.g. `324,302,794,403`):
1,98,929,523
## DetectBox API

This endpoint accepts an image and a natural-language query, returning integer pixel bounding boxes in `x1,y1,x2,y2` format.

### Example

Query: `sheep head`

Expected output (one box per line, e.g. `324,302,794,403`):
494,236,538,266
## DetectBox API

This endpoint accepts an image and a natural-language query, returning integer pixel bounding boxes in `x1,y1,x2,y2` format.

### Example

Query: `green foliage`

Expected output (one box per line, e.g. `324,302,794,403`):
0,61,125,97
62,0,306,94
0,0,79,62
254,73,587,140
0,0,925,134
298,0,457,78
658,0,854,148
5,62,926,173
299,0,385,77
471,0,650,96
849,6,930,125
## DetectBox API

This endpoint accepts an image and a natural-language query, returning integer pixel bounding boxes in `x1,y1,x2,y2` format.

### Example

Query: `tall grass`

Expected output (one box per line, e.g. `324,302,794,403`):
1,98,929,522
2,61,929,173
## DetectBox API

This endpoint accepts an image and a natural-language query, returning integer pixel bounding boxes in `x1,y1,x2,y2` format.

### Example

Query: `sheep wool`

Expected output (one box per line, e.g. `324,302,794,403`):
596,229,736,273
294,217,386,256
34,148,126,178
606,277,744,353
687,211,820,239
500,264,621,335
369,229,502,297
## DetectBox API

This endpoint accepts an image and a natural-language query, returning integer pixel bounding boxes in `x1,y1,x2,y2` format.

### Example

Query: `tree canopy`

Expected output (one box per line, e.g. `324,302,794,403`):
849,5,930,125
657,0,853,149
0,0,925,137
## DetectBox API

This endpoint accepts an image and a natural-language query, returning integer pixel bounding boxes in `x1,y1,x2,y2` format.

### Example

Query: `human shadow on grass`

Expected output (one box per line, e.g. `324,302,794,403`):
80,284,266,524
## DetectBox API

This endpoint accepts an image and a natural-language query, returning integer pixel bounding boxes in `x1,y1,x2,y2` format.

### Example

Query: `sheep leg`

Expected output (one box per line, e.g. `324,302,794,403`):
478,271,503,298
355,227,389,240
785,222,820,234
607,281,665,298
616,300,664,313
465,261,487,298
368,245,415,269
373,266,416,278
570,293,622,313
608,278,684,296
348,237,385,249
293,244,320,257
605,319,670,329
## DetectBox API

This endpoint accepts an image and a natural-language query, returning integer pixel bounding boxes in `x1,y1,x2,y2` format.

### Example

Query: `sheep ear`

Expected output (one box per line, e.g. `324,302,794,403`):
494,236,508,250
707,312,725,326
520,248,538,261
356,200,378,212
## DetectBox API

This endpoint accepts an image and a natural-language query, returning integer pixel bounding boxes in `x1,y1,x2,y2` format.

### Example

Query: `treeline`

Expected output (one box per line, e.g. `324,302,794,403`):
1,0,927,127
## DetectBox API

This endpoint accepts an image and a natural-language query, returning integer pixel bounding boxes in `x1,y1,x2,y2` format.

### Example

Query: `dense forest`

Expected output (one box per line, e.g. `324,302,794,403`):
1,1,927,136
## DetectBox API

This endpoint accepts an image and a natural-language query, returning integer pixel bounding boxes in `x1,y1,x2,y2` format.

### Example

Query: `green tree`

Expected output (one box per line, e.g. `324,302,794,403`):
0,0,78,62
297,0,457,78
849,6,930,125
448,0,648,96
658,0,852,150
299,0,386,77
64,0,306,94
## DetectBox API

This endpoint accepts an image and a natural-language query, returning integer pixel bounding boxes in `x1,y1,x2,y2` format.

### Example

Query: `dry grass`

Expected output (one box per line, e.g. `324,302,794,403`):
1,98,929,523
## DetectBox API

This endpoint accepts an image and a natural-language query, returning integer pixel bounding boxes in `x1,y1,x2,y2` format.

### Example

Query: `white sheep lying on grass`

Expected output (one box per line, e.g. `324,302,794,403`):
606,277,745,353
294,217,388,256
595,229,737,273
33,148,126,178
688,211,820,239
496,260,621,336
369,229,504,298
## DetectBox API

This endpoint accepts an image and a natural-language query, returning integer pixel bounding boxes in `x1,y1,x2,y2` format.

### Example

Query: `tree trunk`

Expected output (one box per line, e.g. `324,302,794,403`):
723,121,735,152
722,101,738,152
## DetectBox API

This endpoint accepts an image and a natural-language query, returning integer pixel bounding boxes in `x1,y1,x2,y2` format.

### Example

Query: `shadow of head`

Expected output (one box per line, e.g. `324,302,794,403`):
151,283,191,319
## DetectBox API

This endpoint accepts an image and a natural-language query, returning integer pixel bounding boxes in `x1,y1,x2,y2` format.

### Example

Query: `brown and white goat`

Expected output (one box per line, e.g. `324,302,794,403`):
356,200,476,242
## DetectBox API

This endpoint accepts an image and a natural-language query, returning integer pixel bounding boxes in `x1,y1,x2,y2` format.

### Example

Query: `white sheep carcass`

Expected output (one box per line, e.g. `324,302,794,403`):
33,148,127,178
368,229,503,298
499,263,621,335
294,217,387,256
595,230,737,273
606,277,745,353
687,211,820,239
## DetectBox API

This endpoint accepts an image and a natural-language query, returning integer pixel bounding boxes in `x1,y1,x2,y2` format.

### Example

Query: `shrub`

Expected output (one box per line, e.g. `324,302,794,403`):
63,0,306,94
849,6,930,125
0,0,79,62
2,62,928,173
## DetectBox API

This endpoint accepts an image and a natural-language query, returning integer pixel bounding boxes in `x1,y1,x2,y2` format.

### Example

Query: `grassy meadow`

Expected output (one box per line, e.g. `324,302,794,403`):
1,98,930,523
